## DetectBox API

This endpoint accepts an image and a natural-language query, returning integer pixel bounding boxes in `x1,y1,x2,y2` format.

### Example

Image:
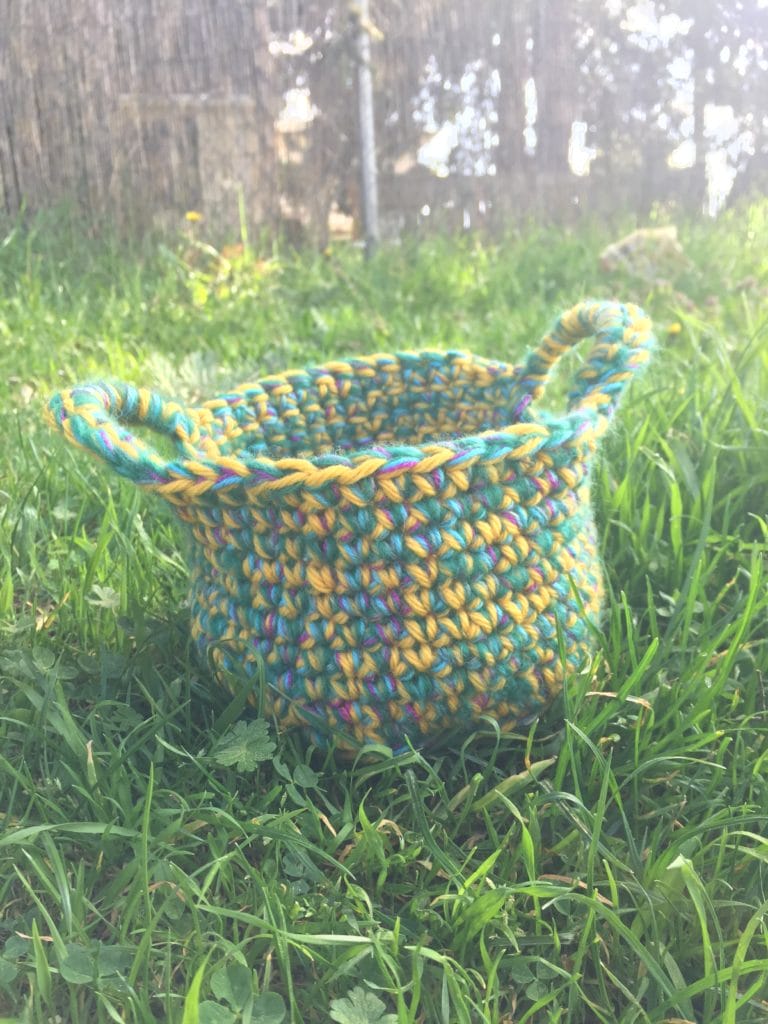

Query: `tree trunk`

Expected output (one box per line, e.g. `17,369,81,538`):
687,9,710,214
532,0,576,214
494,3,532,210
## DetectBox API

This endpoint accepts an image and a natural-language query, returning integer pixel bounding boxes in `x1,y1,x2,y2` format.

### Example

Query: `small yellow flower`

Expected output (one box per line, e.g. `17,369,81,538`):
185,210,203,223
667,322,682,335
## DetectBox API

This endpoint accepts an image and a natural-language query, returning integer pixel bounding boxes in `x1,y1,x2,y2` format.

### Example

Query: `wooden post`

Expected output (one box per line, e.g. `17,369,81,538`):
353,0,380,256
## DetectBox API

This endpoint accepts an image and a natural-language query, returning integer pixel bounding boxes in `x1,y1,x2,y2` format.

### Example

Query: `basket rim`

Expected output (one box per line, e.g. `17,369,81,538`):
48,361,601,502
46,299,656,501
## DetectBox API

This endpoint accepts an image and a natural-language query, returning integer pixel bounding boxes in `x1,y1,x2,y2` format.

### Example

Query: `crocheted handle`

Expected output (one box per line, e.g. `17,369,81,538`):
46,381,203,486
515,300,655,421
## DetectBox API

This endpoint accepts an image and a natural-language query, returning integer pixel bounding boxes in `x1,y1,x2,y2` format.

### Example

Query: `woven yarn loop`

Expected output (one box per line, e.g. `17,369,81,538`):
46,300,656,752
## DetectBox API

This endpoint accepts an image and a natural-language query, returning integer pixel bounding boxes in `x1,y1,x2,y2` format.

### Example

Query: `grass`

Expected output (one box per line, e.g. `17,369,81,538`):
0,201,767,1023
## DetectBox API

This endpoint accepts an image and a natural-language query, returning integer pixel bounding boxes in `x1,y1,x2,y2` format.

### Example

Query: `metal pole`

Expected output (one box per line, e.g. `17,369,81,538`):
353,0,380,256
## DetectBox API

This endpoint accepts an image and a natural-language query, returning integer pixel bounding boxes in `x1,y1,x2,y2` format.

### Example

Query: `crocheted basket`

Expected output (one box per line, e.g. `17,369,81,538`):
46,300,655,752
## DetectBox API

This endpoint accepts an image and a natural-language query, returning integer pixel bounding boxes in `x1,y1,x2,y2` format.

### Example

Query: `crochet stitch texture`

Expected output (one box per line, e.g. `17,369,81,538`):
47,300,656,752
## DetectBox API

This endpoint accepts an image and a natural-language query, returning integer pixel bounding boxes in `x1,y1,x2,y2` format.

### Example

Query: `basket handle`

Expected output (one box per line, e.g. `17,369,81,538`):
46,381,202,486
514,300,656,420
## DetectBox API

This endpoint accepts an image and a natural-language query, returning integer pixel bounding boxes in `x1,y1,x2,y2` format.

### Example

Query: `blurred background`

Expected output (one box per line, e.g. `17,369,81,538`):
1,0,766,247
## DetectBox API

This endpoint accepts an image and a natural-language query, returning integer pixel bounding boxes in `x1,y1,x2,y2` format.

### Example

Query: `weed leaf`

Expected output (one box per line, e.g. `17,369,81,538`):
199,1003,236,1024
250,992,287,1023
59,945,96,984
210,963,254,1010
212,720,276,772
0,958,18,985
292,763,320,788
329,986,397,1024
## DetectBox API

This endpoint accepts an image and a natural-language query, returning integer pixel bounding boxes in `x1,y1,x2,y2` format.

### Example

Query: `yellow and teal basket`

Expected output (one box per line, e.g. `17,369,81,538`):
47,300,655,752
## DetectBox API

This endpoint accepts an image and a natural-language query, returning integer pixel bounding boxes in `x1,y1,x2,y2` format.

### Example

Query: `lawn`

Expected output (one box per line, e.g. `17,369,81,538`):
0,203,767,1023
